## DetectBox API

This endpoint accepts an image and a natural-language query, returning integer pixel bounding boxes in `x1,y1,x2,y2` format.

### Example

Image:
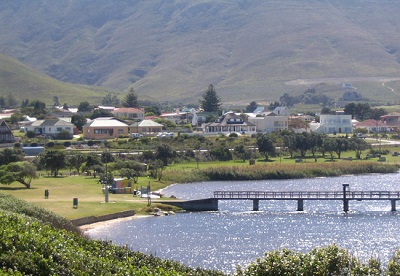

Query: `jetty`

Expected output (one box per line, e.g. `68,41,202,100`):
159,184,400,212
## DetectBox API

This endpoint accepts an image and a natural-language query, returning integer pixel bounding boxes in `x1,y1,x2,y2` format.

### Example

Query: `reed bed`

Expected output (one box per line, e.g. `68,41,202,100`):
163,162,399,183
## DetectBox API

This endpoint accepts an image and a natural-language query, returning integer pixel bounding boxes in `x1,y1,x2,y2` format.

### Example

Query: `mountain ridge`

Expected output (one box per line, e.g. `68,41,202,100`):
1,1,400,105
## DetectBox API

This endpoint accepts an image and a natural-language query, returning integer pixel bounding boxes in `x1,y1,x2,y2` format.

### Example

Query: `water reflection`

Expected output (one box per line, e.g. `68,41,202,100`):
87,173,400,274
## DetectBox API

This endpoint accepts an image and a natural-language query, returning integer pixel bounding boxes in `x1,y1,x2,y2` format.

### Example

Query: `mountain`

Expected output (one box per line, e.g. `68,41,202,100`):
0,53,114,105
1,0,400,105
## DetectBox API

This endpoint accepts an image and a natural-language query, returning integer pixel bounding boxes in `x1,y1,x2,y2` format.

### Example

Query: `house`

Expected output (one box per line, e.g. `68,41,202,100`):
315,113,353,134
82,117,129,139
111,107,145,120
0,120,15,143
380,112,400,131
273,106,291,116
247,112,289,133
160,109,191,124
25,118,75,138
129,119,163,135
205,112,256,134
354,119,392,133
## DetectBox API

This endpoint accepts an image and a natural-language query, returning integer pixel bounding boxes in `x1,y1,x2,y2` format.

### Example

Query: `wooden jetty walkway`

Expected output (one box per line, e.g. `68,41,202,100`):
213,184,400,212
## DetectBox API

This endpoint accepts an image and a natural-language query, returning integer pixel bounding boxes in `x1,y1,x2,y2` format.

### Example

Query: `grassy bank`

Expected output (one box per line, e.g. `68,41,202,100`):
0,161,398,220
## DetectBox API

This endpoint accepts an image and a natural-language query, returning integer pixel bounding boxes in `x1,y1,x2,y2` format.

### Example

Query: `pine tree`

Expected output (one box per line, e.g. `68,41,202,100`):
199,84,222,112
122,88,139,108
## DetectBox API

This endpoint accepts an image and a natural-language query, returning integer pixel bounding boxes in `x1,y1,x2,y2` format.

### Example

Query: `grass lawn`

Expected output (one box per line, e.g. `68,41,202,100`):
0,175,168,220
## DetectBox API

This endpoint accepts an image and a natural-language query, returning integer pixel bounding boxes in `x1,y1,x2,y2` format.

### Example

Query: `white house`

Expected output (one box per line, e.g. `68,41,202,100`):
25,118,75,137
316,113,353,134
205,112,257,134
247,112,289,133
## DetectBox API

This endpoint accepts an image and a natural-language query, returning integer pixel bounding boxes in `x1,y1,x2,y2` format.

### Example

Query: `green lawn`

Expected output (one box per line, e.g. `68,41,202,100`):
0,175,162,220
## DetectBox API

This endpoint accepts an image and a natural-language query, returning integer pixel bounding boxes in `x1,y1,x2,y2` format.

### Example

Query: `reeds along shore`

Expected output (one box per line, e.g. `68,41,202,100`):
163,162,400,183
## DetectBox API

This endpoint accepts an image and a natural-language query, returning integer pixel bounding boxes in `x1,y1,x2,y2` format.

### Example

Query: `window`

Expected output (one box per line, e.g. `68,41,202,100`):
57,127,62,131
94,129,112,134
118,129,124,134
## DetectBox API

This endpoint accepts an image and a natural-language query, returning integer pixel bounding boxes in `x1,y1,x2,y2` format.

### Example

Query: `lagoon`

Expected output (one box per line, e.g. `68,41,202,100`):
86,173,400,274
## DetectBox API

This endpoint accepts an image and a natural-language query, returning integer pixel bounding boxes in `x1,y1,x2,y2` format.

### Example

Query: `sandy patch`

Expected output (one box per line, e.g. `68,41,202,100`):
79,215,152,232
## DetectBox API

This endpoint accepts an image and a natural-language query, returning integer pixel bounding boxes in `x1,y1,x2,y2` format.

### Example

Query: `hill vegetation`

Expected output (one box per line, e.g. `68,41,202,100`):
0,54,116,106
2,1,400,104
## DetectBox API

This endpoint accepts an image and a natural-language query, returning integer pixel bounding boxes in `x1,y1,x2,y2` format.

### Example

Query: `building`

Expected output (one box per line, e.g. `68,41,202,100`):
129,119,163,135
82,117,129,139
0,120,15,143
247,112,288,133
205,112,256,134
111,107,145,120
25,118,75,138
316,113,353,134
354,119,392,133
380,112,400,131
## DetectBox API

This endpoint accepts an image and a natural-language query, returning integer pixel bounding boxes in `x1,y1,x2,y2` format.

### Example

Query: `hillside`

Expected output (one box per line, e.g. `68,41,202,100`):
0,54,116,105
1,1,400,105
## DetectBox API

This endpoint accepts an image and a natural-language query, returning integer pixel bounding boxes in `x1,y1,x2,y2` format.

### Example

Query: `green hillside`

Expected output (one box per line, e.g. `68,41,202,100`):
2,1,400,104
0,54,117,106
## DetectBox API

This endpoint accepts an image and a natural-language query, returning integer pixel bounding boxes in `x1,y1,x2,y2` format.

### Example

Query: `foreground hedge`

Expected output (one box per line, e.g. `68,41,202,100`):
0,210,225,275
0,193,80,235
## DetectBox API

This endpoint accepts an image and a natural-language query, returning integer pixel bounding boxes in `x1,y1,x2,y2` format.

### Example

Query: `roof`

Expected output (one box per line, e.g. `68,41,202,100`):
112,107,144,113
29,119,74,127
130,119,163,127
354,119,388,127
85,118,128,127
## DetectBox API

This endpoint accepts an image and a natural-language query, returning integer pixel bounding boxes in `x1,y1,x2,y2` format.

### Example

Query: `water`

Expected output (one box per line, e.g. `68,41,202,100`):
86,173,400,274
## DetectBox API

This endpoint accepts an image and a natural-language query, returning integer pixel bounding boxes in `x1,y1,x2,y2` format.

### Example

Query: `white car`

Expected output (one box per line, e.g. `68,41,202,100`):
130,133,143,138
156,132,174,138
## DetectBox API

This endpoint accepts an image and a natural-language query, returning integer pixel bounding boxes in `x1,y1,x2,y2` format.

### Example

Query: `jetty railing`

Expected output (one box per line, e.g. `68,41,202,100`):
213,186,400,212
213,191,400,200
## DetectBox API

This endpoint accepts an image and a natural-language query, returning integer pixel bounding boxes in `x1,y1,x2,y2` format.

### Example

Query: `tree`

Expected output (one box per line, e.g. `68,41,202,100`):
0,148,24,166
122,88,139,108
234,144,251,162
334,137,349,159
210,146,232,161
155,144,174,166
101,93,120,106
90,109,113,119
257,134,276,160
148,160,165,181
55,129,73,140
309,132,323,158
78,101,92,112
67,153,86,174
199,84,222,112
71,114,87,131
245,101,258,113
349,137,370,159
40,150,66,177
0,161,37,188
322,138,337,161
283,134,297,158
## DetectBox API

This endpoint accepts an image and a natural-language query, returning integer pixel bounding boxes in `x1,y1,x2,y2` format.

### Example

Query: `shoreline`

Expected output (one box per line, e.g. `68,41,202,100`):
79,214,152,232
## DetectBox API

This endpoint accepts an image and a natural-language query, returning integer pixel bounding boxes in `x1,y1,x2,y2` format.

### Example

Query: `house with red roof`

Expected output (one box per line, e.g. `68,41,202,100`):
354,119,392,133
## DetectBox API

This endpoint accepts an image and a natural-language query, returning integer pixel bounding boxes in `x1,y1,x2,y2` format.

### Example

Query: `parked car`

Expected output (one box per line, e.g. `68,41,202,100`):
356,133,366,138
130,133,143,138
156,132,174,138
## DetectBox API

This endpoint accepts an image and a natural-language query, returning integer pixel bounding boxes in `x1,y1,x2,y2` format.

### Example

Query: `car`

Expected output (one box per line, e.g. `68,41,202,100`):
156,132,174,138
130,133,143,138
356,133,366,139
